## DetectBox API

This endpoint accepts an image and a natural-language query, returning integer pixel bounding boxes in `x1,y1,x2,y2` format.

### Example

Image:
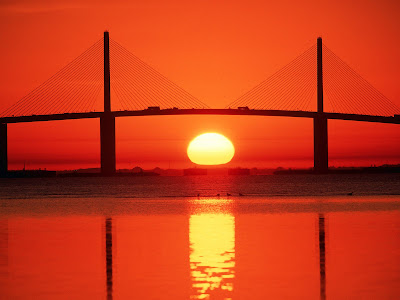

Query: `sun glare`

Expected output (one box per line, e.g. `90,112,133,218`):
187,133,235,165
190,213,235,298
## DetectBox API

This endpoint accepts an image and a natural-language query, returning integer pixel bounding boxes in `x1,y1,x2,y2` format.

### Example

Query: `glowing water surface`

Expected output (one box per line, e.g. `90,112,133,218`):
190,212,235,298
0,174,399,299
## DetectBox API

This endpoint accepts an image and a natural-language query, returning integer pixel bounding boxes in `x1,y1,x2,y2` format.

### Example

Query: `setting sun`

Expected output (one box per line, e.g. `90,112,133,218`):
187,133,235,165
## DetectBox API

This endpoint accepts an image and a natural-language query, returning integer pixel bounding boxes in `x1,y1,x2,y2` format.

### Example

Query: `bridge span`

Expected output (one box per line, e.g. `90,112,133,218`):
0,108,399,125
1,32,399,176
0,107,398,177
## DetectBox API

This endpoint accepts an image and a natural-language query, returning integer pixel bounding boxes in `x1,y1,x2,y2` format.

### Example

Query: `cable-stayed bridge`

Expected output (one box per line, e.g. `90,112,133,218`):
0,32,399,176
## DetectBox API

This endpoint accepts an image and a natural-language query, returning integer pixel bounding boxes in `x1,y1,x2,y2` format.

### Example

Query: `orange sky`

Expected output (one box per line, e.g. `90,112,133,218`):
0,0,399,170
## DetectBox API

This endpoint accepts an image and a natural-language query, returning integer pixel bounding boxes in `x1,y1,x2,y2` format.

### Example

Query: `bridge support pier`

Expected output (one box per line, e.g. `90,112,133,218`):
0,123,7,177
100,116,116,176
100,31,116,176
313,37,328,174
314,116,328,173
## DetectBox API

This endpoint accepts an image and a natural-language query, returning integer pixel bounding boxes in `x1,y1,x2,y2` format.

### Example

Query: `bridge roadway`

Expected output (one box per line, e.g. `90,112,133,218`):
0,108,399,124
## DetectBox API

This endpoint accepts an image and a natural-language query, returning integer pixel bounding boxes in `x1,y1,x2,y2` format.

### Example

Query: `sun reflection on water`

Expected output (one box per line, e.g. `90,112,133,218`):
189,199,235,300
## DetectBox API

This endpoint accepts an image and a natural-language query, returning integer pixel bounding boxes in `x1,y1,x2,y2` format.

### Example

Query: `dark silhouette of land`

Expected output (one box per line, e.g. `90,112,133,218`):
2,164,399,178
273,164,400,175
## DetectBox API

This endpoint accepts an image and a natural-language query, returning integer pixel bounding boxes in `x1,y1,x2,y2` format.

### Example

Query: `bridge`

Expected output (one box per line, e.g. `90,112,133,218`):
0,32,399,176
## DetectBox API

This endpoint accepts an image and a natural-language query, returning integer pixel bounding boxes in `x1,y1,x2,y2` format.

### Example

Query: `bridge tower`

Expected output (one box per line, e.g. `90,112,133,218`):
100,31,116,175
0,123,7,177
314,37,328,174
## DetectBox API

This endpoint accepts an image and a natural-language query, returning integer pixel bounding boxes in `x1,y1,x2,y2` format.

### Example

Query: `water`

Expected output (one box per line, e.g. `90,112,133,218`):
0,174,399,299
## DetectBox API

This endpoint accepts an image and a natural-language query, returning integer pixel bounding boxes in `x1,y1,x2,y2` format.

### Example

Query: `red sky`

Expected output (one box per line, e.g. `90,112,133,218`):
0,0,399,170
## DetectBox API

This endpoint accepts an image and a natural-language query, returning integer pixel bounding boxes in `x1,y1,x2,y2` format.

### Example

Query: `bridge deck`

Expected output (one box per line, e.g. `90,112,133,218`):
0,109,399,124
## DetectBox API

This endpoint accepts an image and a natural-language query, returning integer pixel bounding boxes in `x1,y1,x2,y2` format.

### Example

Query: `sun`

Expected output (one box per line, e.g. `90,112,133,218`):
187,133,235,165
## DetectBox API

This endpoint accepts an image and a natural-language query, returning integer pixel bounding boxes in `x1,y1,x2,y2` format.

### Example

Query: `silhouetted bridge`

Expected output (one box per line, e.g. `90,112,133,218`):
1,109,398,124
1,32,399,176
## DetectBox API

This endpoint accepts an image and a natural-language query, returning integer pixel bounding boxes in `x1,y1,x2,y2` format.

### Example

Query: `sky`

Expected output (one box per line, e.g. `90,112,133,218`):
0,0,399,170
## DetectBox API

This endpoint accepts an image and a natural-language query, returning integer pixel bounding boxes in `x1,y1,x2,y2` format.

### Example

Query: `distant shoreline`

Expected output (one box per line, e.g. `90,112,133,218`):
1,164,399,178
273,165,400,175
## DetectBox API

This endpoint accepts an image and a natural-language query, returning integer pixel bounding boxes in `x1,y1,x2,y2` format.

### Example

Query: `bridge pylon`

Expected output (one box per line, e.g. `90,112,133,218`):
314,37,328,174
0,123,7,177
100,31,116,176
